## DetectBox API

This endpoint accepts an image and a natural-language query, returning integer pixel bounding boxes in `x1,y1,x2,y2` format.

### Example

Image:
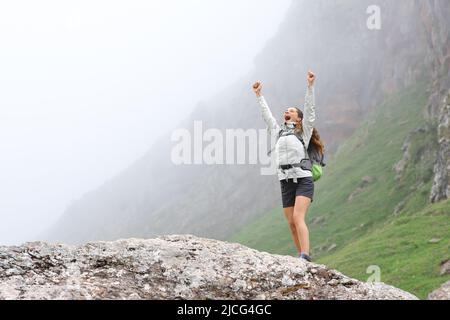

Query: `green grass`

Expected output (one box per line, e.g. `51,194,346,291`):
318,200,450,299
228,80,449,298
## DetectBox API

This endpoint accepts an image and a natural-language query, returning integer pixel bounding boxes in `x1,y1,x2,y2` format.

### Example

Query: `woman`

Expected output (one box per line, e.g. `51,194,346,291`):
252,71,325,262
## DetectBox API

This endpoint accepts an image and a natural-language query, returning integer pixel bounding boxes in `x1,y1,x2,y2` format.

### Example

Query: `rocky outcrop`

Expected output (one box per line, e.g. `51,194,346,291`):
0,235,417,300
430,91,450,202
393,136,413,182
428,280,450,300
418,1,450,203
440,259,450,275
347,176,376,202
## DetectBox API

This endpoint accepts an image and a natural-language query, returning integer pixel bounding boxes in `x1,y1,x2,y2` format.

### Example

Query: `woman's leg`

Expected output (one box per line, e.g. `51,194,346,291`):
283,206,302,254
293,196,312,255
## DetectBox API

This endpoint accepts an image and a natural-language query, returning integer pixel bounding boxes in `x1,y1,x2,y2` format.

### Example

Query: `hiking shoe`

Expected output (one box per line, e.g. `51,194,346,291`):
299,253,312,262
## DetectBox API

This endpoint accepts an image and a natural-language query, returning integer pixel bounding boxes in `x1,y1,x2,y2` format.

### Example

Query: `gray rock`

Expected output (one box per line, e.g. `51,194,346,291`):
310,216,326,226
393,201,406,216
0,235,418,300
393,136,412,181
440,259,450,275
348,176,377,202
327,279,339,287
428,280,450,300
327,244,338,252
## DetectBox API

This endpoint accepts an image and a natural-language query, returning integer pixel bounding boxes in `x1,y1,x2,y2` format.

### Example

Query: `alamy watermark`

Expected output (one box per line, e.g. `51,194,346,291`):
366,265,381,283
367,5,381,30
171,121,278,175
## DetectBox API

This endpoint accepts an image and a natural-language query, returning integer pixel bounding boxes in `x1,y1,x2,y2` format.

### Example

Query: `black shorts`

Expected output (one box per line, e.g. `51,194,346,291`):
280,177,314,208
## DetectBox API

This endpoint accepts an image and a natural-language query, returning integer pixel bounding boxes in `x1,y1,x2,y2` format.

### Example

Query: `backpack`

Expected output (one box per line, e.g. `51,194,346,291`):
268,128,326,181
295,132,326,181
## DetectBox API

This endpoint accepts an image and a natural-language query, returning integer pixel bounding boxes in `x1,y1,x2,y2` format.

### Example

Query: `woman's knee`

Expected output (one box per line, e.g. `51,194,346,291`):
288,221,296,231
285,214,296,230
293,215,307,229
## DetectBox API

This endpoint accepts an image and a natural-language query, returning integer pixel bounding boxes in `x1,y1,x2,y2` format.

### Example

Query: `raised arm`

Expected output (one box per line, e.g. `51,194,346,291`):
302,71,316,147
253,82,281,133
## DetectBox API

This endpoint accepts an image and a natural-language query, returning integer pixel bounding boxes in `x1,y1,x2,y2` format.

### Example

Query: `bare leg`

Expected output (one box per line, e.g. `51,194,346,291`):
293,196,312,255
283,206,302,254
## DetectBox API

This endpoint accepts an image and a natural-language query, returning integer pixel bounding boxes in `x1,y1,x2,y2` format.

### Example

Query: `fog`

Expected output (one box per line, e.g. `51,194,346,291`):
0,0,291,245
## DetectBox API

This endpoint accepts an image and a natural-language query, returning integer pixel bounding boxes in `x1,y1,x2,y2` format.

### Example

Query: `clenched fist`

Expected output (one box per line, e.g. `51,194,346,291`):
307,71,316,88
252,81,262,97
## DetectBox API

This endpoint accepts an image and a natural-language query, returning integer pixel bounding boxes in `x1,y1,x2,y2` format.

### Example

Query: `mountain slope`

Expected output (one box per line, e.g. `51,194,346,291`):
44,0,449,248
228,81,450,299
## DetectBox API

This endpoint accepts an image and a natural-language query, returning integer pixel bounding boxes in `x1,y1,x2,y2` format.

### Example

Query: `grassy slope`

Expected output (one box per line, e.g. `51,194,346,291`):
319,199,450,299
228,81,450,299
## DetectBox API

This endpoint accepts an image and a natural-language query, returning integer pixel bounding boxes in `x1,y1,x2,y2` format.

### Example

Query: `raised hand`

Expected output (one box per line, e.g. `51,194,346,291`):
253,81,263,97
307,71,316,88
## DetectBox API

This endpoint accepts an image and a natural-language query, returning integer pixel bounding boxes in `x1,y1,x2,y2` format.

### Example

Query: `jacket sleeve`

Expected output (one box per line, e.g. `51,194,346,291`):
257,95,281,134
302,86,316,149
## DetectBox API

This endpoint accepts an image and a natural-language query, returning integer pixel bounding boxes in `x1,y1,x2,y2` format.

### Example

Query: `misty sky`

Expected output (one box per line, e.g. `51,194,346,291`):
0,0,291,245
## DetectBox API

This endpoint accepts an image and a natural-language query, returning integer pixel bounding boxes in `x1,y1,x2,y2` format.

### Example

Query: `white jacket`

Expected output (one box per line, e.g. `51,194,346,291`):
257,86,316,182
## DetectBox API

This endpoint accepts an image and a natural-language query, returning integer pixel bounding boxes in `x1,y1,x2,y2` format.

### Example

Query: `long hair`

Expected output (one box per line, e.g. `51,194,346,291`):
293,107,325,156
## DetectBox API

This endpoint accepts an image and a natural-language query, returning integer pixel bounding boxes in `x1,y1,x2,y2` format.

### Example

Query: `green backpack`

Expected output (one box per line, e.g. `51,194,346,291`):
296,133,326,182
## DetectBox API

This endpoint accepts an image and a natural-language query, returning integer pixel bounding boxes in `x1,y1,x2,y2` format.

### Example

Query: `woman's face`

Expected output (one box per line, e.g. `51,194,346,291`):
284,108,301,123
